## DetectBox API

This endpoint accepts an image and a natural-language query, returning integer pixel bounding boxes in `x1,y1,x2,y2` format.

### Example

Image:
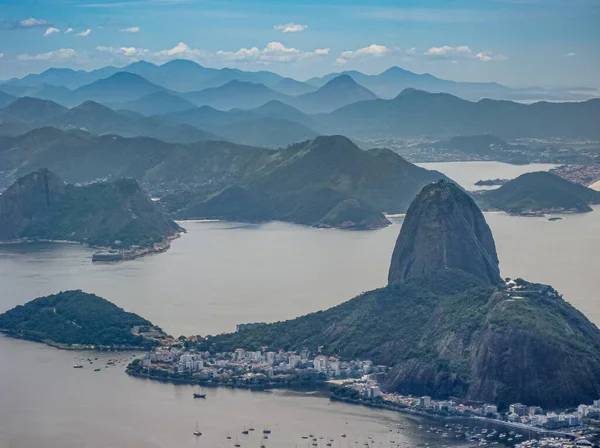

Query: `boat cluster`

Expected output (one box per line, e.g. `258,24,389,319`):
193,422,272,448
416,422,525,446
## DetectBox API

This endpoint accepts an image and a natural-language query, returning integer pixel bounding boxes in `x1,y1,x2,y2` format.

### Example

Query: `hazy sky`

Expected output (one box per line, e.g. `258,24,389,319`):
1,0,599,87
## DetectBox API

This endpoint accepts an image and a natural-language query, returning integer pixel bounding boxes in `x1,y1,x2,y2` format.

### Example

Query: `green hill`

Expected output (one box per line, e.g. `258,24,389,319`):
164,136,447,228
203,180,600,408
478,171,600,214
0,169,182,249
0,290,161,348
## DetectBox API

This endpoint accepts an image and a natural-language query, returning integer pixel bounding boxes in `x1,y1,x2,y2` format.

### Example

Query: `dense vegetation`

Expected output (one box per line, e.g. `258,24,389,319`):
0,169,181,248
0,290,157,348
478,171,600,214
163,136,446,227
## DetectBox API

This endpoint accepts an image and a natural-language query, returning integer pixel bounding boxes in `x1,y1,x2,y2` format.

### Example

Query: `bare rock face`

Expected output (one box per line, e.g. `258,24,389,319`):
0,169,65,240
388,180,502,286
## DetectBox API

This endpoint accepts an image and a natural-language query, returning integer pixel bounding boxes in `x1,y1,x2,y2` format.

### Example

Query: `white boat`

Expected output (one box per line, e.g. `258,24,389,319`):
193,422,201,436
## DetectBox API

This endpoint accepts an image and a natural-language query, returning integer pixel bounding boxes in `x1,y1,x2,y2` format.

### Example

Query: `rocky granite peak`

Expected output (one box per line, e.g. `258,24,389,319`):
388,179,502,286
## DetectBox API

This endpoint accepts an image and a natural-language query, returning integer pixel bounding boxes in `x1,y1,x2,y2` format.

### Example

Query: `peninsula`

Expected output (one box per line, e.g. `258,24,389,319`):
0,168,183,260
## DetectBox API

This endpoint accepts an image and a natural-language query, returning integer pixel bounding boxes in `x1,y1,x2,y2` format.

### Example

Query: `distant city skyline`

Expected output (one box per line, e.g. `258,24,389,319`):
0,0,599,88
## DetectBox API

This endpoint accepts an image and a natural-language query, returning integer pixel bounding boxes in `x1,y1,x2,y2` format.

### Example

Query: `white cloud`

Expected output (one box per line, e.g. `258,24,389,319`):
406,47,416,55
216,41,328,64
0,53,4,58
17,48,78,61
425,45,506,62
43,27,60,37
76,28,92,37
565,52,576,57
17,18,51,28
425,45,472,57
273,23,307,33
153,42,204,61
120,26,140,33
336,44,389,64
96,46,148,57
64,27,73,34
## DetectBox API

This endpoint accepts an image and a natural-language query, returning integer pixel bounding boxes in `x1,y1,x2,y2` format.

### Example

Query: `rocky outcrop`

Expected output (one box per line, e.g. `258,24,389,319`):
388,180,502,286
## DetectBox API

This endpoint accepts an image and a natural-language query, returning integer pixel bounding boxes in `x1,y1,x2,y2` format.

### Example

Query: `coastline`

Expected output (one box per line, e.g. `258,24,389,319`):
0,232,183,263
125,365,327,391
0,331,151,351
91,232,182,263
329,396,577,440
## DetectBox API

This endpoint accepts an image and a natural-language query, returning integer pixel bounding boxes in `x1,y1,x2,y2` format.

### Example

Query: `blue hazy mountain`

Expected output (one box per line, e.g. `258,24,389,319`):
0,97,220,144
307,66,510,100
115,91,197,115
3,61,597,102
322,88,600,139
185,80,290,110
291,75,378,113
72,72,168,103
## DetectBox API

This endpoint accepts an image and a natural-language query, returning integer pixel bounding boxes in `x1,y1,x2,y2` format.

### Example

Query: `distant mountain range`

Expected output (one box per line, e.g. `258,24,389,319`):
3,59,597,105
0,97,220,144
322,89,600,139
0,97,319,148
2,86,598,147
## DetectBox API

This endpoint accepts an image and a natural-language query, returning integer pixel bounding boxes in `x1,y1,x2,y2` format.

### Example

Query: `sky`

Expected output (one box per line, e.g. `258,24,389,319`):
0,0,599,88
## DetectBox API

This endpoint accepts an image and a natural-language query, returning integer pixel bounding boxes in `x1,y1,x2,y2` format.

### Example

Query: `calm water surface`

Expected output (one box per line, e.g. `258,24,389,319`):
0,161,597,448
418,161,558,190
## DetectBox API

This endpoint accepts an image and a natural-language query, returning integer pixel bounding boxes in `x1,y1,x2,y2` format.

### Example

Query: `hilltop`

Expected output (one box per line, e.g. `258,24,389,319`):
477,171,600,215
0,290,164,349
163,136,446,228
204,180,600,408
0,169,182,257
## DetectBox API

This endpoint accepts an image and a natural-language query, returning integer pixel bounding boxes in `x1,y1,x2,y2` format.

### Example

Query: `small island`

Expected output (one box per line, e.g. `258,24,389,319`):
314,198,391,230
474,178,509,187
0,290,166,349
476,171,600,216
0,169,184,261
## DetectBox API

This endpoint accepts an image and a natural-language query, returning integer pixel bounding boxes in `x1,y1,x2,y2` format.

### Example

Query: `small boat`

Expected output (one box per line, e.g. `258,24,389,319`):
249,421,255,431
341,434,347,438
94,368,101,372
242,427,249,435
234,437,241,447
263,426,271,435
227,433,232,440
73,363,83,368
193,422,202,436
193,387,206,399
